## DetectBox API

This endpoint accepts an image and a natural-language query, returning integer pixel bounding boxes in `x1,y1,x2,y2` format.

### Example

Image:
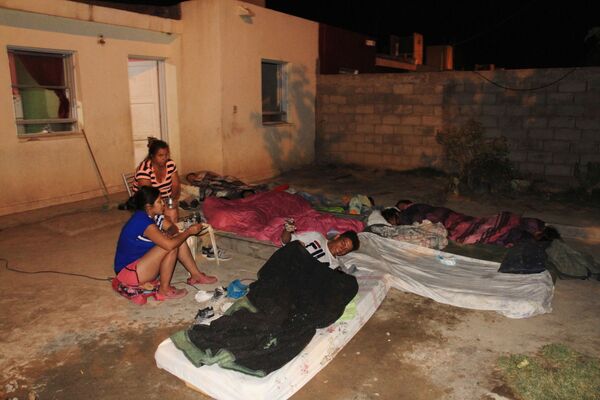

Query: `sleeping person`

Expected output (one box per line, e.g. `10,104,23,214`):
388,200,559,247
365,207,448,250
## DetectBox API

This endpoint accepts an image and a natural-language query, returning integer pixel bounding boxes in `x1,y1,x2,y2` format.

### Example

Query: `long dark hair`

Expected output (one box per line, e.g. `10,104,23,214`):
131,186,160,211
146,137,169,160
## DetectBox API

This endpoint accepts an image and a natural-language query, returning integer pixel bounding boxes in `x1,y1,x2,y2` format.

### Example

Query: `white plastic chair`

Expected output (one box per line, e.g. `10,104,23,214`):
122,172,135,197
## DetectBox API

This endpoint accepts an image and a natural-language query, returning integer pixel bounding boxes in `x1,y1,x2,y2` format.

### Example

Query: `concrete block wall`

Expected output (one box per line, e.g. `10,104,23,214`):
316,68,600,184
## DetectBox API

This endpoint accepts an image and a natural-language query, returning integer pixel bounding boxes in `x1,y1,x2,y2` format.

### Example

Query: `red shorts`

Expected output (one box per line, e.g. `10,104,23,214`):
116,260,140,287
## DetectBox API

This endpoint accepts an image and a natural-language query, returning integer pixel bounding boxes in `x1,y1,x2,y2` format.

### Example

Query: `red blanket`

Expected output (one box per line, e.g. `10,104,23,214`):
203,191,365,244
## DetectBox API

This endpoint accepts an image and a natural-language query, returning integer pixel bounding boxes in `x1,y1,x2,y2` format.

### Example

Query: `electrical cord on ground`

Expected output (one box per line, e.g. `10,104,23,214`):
2,258,257,288
472,67,578,91
1,258,112,282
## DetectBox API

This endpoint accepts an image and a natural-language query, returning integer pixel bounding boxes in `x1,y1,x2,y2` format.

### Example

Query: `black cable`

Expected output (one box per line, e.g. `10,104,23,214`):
472,68,578,91
1,258,112,282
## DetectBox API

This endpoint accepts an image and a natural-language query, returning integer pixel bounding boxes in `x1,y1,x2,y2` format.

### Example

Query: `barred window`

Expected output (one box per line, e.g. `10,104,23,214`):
8,48,78,135
261,60,287,124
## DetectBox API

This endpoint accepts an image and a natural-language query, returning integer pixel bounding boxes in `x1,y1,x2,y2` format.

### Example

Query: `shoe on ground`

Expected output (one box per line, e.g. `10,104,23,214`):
154,287,188,301
194,290,213,303
201,247,232,261
187,272,218,285
193,306,217,326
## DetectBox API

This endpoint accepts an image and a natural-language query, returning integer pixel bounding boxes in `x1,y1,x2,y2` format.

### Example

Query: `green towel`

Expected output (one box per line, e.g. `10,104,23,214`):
337,294,358,322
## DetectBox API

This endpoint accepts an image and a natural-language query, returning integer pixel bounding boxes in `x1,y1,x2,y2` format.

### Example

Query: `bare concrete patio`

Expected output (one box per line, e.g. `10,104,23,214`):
1,165,599,400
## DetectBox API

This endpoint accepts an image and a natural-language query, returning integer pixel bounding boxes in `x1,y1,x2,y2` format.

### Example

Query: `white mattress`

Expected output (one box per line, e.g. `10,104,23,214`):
155,272,389,400
341,232,554,319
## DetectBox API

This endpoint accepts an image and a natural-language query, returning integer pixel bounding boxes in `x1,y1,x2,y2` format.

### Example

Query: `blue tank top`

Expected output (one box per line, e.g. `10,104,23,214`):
114,211,156,273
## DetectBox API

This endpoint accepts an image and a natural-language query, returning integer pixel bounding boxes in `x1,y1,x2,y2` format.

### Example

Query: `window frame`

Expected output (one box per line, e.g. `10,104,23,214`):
7,46,79,137
261,59,288,125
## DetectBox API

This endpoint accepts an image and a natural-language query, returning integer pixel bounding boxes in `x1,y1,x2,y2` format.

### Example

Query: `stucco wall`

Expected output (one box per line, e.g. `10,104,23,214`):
0,0,318,216
0,2,181,215
180,0,318,181
179,0,224,175
317,68,600,184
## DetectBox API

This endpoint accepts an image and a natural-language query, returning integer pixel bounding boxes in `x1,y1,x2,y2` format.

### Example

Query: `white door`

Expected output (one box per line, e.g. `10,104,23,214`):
128,59,163,168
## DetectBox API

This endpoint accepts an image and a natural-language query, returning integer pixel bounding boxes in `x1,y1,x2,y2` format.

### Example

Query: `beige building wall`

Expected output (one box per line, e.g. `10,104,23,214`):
220,1,318,180
179,0,317,181
0,1,182,215
178,0,224,175
0,0,317,215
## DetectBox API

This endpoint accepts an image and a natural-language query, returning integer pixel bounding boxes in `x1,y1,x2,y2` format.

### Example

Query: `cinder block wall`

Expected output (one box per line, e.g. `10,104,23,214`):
316,68,600,184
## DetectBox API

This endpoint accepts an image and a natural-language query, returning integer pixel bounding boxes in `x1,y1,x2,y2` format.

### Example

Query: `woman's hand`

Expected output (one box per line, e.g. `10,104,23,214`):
186,223,205,236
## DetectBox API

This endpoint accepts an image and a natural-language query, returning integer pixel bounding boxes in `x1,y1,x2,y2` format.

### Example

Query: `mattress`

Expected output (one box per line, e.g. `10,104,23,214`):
341,232,554,319
155,272,389,399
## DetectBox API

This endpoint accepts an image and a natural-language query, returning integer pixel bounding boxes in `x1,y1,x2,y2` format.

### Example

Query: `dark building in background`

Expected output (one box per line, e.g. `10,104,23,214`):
319,25,455,74
319,24,378,74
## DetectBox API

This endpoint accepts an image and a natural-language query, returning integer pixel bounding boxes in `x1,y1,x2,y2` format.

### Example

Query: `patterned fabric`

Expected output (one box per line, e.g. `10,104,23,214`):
186,170,267,201
367,220,448,250
399,204,545,247
111,277,158,305
133,158,178,198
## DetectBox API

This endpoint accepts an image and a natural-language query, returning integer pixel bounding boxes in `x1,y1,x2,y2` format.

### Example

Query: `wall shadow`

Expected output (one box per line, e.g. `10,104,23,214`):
250,64,315,176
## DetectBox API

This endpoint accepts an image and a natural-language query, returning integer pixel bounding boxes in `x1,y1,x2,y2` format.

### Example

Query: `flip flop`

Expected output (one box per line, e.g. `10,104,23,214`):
187,273,218,285
154,287,188,301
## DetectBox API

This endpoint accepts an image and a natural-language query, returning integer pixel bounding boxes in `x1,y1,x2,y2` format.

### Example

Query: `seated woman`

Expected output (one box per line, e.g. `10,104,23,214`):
114,186,217,301
133,138,181,224
390,200,558,247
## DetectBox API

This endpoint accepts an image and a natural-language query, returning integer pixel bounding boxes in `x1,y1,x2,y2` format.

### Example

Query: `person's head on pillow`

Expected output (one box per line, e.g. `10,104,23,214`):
381,207,402,225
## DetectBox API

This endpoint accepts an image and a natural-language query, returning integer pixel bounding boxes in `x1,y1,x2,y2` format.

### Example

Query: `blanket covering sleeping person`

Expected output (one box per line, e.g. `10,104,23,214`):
186,171,268,201
170,241,358,377
396,202,545,247
203,191,365,244
365,220,449,250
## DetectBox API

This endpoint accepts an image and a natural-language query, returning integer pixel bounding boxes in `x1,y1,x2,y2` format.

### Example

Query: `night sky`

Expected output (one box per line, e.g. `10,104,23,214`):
266,0,598,70
99,0,599,69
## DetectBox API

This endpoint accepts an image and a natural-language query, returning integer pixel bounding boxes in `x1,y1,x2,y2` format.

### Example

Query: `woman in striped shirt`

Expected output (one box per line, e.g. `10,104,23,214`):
134,138,181,223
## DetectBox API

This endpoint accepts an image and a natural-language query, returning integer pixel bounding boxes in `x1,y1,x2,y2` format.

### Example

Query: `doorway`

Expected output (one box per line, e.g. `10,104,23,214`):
127,58,167,168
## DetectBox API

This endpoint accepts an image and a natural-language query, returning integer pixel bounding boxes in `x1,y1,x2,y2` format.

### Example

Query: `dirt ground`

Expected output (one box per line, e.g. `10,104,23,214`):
1,165,599,400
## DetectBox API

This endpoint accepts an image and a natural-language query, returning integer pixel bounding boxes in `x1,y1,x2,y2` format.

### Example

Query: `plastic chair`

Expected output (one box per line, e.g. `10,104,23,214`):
122,172,135,197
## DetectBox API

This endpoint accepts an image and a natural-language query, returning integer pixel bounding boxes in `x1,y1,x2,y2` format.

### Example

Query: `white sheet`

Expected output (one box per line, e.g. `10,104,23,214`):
341,232,554,319
155,272,388,400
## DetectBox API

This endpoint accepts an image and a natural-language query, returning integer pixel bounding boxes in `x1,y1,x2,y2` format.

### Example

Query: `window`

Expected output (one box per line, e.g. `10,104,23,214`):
8,48,77,135
261,60,287,124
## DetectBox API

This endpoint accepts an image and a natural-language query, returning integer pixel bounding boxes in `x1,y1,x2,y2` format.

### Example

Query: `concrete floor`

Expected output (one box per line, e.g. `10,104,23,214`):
1,165,599,400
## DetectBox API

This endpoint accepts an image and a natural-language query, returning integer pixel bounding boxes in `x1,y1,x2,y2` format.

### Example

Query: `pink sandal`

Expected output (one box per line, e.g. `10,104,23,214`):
187,273,218,285
154,287,188,301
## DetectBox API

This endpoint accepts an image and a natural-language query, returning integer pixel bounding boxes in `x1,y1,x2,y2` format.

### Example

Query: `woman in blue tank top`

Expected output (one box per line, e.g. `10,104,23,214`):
114,186,217,301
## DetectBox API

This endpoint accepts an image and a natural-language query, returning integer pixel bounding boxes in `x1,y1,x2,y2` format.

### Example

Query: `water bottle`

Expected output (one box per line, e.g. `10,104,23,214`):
166,197,174,209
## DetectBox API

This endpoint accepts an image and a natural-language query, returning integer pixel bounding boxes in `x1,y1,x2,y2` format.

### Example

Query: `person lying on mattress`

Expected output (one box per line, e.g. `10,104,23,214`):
114,186,218,301
365,207,448,250
387,200,559,247
280,218,360,268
